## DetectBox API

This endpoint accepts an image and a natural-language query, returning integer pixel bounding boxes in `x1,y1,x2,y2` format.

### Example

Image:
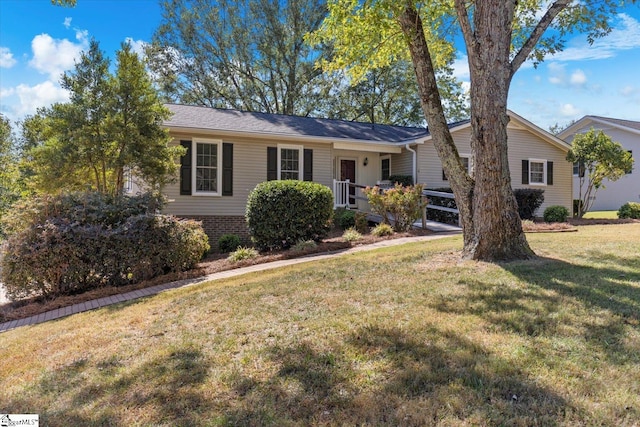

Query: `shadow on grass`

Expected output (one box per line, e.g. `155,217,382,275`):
220,326,571,426
2,345,212,426
432,254,640,364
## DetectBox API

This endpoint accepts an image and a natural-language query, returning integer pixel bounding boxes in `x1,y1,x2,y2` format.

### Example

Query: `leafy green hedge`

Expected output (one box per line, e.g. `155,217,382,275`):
0,192,209,300
514,189,545,220
543,205,569,223
426,188,546,224
618,202,640,219
246,180,333,250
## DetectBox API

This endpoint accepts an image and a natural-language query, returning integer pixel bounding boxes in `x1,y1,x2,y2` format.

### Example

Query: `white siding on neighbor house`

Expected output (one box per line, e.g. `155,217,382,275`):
416,126,573,215
163,133,332,217
565,124,640,211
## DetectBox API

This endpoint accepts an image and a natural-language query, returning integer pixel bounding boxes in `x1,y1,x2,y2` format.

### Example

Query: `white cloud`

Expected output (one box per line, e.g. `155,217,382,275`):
560,103,580,117
549,13,640,62
620,85,638,97
547,62,565,85
28,30,88,80
0,47,17,68
569,69,587,86
452,55,470,80
63,17,72,29
124,37,147,58
0,87,15,99
14,81,70,117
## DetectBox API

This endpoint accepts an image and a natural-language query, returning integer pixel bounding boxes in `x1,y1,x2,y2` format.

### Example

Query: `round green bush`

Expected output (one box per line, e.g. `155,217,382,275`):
335,208,356,230
543,205,569,223
218,233,241,253
617,202,640,219
246,180,333,250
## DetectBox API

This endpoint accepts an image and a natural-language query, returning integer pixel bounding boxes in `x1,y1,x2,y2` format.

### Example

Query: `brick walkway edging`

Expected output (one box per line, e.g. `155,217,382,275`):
0,232,459,333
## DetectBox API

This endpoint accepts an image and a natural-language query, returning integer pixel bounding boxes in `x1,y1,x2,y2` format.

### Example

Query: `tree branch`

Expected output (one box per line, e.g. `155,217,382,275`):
510,0,570,76
454,0,475,59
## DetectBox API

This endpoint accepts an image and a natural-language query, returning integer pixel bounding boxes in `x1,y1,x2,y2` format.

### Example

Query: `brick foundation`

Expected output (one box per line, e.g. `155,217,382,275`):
177,215,250,250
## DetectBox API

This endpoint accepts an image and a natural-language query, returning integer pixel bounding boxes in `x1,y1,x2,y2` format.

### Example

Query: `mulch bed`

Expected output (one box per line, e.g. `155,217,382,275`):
0,228,432,323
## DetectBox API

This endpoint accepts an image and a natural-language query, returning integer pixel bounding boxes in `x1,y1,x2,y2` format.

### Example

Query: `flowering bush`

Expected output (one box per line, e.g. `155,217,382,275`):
363,183,426,232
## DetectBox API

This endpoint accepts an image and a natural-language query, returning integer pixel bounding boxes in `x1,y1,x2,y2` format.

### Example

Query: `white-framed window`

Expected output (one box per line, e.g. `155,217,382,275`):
193,139,222,196
278,144,303,180
380,155,391,181
529,159,546,185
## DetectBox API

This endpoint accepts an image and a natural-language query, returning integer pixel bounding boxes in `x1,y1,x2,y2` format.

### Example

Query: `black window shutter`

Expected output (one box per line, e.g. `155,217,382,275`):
222,143,233,196
303,149,313,181
442,169,448,181
547,161,553,185
180,140,192,195
267,147,277,181
522,160,529,185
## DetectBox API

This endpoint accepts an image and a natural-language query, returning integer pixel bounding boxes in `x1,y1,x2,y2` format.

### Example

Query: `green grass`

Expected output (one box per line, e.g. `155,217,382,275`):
1,224,639,426
582,210,618,219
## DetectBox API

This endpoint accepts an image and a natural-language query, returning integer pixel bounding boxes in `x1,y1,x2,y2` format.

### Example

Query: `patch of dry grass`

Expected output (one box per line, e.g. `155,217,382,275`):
1,224,639,426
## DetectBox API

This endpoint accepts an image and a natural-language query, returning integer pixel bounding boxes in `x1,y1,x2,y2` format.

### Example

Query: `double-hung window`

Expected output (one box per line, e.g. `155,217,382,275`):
193,139,222,195
278,144,303,180
381,156,391,181
529,159,546,185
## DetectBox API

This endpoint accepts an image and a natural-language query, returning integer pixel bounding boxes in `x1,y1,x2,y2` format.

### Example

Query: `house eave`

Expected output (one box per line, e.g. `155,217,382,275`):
557,116,640,139
166,125,406,153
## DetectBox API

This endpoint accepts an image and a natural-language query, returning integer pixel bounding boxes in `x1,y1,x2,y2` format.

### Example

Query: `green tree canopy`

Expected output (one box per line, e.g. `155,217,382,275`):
22,40,182,196
567,128,634,218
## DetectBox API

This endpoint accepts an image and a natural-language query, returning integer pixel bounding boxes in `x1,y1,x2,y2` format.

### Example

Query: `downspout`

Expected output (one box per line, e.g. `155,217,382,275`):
405,143,417,184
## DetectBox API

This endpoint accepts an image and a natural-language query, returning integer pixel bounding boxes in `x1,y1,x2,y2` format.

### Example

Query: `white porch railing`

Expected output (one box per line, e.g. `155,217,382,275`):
333,179,351,208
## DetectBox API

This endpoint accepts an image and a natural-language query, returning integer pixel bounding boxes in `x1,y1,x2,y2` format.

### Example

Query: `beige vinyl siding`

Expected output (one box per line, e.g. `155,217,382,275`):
163,133,332,217
508,128,572,213
390,151,413,178
417,125,572,213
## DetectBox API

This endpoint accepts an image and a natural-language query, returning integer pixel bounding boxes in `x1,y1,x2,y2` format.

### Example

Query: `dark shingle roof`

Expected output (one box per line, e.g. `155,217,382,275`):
589,116,640,131
165,104,430,143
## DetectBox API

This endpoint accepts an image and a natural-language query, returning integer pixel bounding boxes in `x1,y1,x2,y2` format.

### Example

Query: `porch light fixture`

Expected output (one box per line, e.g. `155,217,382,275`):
363,157,368,166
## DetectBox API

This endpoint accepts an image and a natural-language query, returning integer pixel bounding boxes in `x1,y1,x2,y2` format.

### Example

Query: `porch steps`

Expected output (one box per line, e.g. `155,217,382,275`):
364,212,462,233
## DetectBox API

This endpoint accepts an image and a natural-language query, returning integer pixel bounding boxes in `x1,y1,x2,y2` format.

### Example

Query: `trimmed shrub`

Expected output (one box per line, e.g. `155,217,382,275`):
387,175,413,187
514,188,545,220
342,228,362,242
425,188,457,225
246,180,333,250
228,246,259,262
354,211,369,234
218,234,241,253
291,239,317,252
363,183,425,232
334,207,356,230
543,205,569,223
0,192,208,301
372,223,394,237
618,202,640,219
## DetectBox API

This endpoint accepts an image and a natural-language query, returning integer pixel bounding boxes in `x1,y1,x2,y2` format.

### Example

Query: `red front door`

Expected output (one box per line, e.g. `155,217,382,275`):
340,159,356,206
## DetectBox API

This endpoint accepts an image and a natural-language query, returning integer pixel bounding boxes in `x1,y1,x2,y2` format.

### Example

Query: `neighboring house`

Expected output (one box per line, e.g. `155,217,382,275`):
162,104,572,242
558,116,639,211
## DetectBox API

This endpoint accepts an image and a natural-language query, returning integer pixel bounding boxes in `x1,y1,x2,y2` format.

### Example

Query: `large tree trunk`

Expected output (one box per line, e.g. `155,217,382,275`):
399,4,534,261
464,1,534,260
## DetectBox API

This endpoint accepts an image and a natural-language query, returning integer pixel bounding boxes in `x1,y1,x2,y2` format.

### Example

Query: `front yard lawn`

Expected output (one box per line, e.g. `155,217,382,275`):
1,223,639,425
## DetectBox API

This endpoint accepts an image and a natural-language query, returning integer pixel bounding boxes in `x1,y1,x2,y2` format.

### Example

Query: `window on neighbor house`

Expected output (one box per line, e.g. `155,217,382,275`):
627,150,633,174
278,145,302,180
194,140,221,195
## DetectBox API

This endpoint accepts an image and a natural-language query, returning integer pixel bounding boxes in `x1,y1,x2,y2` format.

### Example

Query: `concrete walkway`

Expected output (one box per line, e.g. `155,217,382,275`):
0,231,460,334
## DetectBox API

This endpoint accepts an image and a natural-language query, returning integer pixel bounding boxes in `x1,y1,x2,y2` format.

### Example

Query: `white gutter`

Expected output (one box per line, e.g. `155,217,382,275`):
405,143,417,184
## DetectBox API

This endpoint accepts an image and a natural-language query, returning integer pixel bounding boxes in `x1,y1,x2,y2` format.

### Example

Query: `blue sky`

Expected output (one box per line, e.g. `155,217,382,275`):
1,0,639,131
